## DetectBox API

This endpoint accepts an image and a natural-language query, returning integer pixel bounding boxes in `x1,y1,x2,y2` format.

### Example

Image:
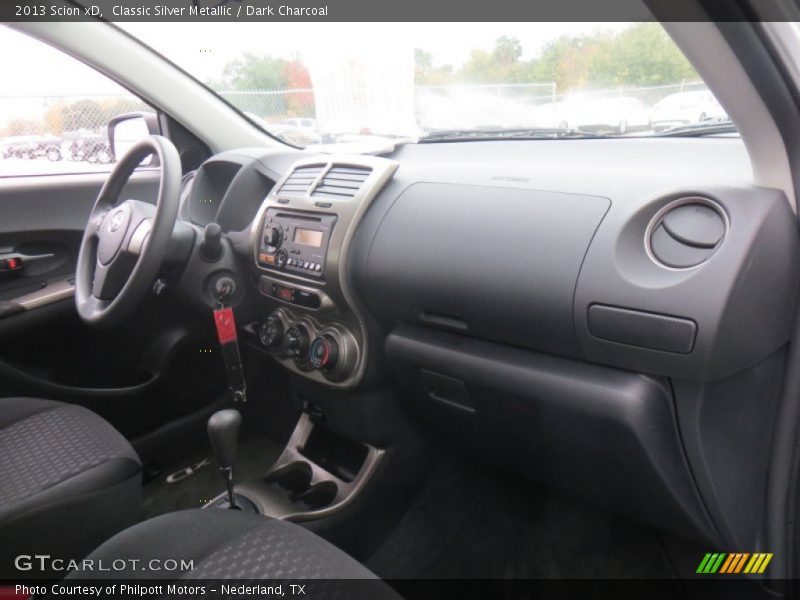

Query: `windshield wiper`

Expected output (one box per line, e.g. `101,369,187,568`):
420,127,608,142
655,119,737,137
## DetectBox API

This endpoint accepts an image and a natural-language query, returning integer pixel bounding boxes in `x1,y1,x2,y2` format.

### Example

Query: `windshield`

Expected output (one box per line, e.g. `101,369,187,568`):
122,22,733,147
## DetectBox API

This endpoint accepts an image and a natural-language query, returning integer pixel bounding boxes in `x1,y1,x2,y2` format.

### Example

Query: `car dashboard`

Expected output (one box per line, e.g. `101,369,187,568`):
178,136,799,552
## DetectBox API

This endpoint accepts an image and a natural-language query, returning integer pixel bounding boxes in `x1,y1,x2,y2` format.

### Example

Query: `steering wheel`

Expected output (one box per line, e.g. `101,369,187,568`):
75,135,181,328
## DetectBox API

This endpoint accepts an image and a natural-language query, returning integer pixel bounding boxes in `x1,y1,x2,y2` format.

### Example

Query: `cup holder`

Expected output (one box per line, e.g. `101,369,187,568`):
290,481,338,511
263,461,312,494
257,461,340,514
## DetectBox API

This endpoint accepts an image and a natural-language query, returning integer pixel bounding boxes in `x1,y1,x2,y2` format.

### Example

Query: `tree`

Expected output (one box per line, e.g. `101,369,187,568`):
524,33,609,90
213,53,316,118
4,119,43,136
43,102,65,135
459,36,527,84
522,24,697,91
416,25,699,93
283,59,314,117
494,36,522,65
218,52,289,91
415,48,454,85
591,23,697,88
61,99,104,131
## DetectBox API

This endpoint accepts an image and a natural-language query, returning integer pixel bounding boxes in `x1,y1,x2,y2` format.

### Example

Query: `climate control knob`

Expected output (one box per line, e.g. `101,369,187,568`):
258,315,284,349
283,324,310,359
310,335,339,371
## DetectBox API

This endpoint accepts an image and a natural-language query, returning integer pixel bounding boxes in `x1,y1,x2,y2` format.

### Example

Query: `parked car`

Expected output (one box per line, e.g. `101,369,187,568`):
281,117,317,131
246,113,322,146
35,135,63,161
535,96,650,133
61,131,113,163
649,90,727,130
1,135,37,158
417,88,538,133
1,135,39,158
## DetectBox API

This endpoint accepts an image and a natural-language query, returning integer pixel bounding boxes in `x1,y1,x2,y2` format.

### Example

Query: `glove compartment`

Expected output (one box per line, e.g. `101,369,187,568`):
386,323,717,545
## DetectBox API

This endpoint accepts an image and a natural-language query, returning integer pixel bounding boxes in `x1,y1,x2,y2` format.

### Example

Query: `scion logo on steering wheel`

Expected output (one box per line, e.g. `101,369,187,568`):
109,210,125,232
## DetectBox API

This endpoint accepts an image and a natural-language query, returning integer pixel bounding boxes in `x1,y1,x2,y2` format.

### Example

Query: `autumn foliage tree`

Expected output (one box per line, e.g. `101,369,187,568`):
283,59,314,117
214,53,314,118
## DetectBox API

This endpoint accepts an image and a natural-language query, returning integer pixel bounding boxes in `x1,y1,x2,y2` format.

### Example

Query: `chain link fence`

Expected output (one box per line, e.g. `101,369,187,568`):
0,93,150,173
219,89,316,121
0,80,717,174
554,80,708,105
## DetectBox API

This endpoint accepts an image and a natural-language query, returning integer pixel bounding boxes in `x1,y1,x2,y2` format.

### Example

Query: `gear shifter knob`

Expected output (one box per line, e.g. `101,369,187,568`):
208,409,241,470
208,409,242,509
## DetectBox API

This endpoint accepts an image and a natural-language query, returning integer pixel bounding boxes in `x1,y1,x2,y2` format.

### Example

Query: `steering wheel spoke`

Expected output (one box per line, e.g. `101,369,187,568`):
92,255,136,300
87,210,108,236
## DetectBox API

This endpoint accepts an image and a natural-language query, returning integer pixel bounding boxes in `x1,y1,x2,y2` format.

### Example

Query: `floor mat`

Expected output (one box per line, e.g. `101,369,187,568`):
141,433,282,519
367,452,694,582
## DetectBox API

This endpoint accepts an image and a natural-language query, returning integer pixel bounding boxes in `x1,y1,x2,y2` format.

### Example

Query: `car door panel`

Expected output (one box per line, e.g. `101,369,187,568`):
0,170,159,307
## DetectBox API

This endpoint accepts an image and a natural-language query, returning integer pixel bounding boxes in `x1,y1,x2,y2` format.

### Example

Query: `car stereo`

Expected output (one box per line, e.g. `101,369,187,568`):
257,208,336,278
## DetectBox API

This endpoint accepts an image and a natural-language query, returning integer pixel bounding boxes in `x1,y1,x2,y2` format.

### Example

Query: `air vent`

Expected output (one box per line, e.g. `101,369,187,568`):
648,199,726,269
311,166,372,200
278,165,324,196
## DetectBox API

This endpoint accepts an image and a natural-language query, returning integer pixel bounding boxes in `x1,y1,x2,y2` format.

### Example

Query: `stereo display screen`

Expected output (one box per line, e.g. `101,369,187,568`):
294,228,324,247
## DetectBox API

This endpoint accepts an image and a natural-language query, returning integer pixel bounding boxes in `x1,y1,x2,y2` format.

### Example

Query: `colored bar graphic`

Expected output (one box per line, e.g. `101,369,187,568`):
759,554,773,574
723,552,742,573
744,554,760,573
724,552,742,573
697,552,773,575
696,553,712,573
710,553,726,573
719,553,735,574
734,553,750,573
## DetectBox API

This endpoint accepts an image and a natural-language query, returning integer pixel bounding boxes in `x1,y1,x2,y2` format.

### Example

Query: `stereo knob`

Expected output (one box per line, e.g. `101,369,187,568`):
283,324,310,359
310,335,339,371
264,226,282,248
258,315,284,348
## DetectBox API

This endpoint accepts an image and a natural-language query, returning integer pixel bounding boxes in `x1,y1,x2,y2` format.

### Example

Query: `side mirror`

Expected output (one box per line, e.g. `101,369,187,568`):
107,112,160,165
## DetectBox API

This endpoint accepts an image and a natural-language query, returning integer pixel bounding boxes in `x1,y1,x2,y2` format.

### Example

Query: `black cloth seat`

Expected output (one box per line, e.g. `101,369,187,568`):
0,397,141,577
68,509,400,598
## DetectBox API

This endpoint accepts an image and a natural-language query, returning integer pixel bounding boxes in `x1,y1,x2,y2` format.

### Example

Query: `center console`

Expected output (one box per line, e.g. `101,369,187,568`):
225,414,383,521
248,156,397,389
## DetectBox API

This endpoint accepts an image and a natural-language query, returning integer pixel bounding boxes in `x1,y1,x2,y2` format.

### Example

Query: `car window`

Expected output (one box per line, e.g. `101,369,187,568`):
0,26,155,178
123,22,732,145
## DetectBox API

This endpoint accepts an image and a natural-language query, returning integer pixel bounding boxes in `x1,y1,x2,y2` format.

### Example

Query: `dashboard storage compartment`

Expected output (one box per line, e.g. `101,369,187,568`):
386,323,717,545
359,182,610,359
587,304,697,354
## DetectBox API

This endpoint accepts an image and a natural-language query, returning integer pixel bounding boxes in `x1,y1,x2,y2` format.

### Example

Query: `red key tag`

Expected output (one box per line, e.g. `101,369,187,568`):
212,305,247,402
213,306,237,345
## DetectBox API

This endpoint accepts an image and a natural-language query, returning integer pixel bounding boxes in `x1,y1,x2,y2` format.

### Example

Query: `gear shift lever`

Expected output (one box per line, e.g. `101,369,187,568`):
207,409,242,509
